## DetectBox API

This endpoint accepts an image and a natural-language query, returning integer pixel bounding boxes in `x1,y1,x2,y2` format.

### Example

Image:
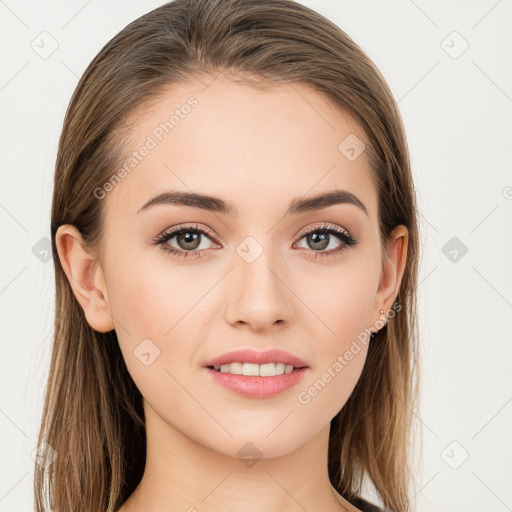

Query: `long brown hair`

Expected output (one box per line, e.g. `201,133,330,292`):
36,1,421,510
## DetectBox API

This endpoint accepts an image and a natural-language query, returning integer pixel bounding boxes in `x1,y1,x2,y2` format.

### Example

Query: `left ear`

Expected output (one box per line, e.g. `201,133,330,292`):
372,225,409,327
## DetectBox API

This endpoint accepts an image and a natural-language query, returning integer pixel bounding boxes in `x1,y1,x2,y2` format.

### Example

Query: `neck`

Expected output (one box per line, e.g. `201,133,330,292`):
119,400,353,512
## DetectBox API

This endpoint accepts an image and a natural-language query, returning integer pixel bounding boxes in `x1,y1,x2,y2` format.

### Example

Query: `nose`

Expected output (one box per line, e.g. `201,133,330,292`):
224,252,294,332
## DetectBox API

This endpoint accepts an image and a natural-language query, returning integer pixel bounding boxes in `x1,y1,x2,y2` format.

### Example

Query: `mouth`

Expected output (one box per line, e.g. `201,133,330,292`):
202,348,310,398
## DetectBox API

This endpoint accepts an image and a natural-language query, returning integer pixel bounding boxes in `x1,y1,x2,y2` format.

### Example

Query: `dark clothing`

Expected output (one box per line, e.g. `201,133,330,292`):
349,495,386,512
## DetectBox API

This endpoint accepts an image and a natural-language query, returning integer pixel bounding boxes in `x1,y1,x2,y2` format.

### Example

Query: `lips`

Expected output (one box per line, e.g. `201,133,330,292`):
203,348,309,369
203,348,311,398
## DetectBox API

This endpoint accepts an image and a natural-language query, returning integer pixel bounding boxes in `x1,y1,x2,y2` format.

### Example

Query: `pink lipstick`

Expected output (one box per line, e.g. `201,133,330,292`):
203,348,310,399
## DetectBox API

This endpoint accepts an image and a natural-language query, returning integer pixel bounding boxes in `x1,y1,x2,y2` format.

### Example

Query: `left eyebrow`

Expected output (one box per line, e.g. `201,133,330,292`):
137,189,368,217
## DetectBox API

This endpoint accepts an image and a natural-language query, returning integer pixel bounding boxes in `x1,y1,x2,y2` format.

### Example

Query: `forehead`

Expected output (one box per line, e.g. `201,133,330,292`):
104,76,378,224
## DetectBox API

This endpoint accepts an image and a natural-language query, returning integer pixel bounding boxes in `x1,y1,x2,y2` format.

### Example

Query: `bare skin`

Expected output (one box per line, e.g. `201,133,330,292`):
56,75,407,512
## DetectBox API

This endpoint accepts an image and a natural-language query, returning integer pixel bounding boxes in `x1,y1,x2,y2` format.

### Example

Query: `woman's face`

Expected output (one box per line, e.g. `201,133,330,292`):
92,76,398,458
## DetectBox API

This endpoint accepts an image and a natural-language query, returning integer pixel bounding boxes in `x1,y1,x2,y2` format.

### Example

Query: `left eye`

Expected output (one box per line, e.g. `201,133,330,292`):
293,223,358,258
296,230,343,252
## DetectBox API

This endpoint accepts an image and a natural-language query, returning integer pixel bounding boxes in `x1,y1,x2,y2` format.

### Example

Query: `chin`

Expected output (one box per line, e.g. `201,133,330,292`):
201,427,312,462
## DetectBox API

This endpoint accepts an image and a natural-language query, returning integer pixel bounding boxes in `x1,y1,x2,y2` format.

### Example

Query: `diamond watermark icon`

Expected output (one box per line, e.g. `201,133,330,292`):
440,440,469,469
441,31,469,59
31,31,59,59
133,338,161,366
32,237,52,263
338,133,366,161
237,441,262,468
236,236,264,264
442,236,468,263
31,442,58,469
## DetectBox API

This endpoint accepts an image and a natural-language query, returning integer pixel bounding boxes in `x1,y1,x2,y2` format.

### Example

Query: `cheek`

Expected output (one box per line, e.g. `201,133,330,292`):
301,258,378,350
297,337,369,424
292,259,377,417
107,249,200,339
106,254,216,398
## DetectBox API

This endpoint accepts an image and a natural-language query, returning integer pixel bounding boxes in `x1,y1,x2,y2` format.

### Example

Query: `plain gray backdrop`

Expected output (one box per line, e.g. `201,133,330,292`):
1,1,511,511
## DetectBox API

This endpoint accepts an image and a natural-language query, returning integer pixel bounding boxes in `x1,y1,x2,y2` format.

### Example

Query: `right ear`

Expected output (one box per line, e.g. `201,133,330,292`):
55,224,115,333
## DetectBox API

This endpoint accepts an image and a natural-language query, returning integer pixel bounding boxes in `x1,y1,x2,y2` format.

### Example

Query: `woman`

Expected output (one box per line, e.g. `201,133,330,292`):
35,0,421,510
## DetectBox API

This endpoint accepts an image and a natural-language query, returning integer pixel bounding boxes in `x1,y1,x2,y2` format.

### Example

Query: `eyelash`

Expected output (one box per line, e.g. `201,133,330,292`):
151,222,358,260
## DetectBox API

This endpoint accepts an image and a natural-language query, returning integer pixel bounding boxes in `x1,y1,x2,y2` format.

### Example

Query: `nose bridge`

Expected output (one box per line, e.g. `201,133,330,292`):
224,234,293,329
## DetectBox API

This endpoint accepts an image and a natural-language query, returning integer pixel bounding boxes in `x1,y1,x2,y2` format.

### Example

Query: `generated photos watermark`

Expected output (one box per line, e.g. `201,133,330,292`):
297,302,401,405
93,96,198,200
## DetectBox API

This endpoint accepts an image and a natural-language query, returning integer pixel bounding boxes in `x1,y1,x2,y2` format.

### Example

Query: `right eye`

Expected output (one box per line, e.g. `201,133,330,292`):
152,224,220,259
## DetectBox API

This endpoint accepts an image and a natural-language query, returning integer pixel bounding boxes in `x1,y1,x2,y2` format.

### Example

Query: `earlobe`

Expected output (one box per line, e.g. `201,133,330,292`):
55,224,115,333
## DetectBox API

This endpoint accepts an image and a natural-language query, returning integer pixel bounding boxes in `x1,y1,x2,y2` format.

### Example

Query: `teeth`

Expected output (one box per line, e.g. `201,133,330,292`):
243,363,260,376
228,362,243,374
275,362,285,374
214,362,297,376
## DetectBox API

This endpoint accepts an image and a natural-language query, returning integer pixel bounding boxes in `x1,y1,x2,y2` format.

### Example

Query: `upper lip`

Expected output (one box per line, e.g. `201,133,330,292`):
203,348,309,368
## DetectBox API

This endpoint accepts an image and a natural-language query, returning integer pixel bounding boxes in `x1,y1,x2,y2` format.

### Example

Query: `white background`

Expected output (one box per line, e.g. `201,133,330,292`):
1,1,511,511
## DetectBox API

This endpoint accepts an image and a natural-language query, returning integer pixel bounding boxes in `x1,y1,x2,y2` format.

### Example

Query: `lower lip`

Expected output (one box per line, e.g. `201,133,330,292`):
204,367,310,398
